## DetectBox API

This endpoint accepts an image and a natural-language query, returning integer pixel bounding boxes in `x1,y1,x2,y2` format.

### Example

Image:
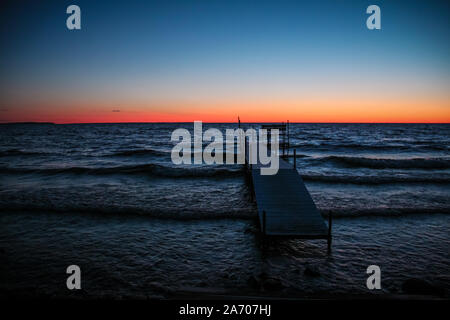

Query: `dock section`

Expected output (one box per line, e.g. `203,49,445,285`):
244,126,331,250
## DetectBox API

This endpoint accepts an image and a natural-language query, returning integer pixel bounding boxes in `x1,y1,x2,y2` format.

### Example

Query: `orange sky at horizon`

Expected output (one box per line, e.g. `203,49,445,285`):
2,0,449,125
1,97,449,124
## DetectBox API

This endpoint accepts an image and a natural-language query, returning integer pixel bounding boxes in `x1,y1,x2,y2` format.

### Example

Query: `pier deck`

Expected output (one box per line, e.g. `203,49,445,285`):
246,156,331,246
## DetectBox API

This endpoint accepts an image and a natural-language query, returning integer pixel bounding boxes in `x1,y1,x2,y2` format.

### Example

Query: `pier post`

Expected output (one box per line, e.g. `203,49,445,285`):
327,213,332,253
287,120,289,152
262,210,266,235
245,137,248,169
248,137,252,170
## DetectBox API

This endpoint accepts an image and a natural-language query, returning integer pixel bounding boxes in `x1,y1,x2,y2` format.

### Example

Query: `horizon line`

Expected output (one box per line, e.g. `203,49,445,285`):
1,121,449,125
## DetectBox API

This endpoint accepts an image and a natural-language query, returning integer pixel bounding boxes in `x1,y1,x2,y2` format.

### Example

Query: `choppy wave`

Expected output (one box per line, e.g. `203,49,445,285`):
1,204,448,219
0,149,52,157
291,142,407,151
0,164,243,178
0,205,256,220
108,148,168,157
315,156,450,169
290,142,447,151
321,207,450,218
302,174,450,185
107,149,241,159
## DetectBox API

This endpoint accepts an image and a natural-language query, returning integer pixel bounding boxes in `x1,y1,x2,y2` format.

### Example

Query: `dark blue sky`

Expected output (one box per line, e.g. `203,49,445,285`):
0,0,449,122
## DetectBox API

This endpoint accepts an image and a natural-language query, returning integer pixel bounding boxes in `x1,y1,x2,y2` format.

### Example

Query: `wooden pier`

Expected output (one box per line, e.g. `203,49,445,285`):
244,123,332,251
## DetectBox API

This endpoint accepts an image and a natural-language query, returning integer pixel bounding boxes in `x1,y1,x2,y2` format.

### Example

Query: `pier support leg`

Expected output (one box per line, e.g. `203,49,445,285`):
244,137,248,170
327,213,332,254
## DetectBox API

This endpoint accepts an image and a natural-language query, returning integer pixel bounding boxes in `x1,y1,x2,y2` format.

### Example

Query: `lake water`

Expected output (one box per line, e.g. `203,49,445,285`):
0,123,449,298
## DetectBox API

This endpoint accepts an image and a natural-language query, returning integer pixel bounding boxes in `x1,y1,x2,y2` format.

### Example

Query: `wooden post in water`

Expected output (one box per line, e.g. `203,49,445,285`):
248,136,252,171
245,136,248,169
327,213,332,253
287,120,290,156
262,210,266,235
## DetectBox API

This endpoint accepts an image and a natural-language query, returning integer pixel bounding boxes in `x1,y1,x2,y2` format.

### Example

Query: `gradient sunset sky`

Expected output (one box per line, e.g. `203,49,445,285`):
0,0,449,123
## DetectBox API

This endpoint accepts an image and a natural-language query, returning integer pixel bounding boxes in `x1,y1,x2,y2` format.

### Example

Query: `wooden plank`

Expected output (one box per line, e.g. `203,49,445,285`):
249,157,328,238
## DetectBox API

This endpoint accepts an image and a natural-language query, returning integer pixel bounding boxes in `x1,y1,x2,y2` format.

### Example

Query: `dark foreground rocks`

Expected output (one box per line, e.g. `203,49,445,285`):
247,272,286,292
304,265,321,278
402,278,446,297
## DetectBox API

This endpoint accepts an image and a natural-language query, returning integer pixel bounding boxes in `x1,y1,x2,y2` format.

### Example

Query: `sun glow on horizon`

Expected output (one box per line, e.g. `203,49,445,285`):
1,96,449,124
